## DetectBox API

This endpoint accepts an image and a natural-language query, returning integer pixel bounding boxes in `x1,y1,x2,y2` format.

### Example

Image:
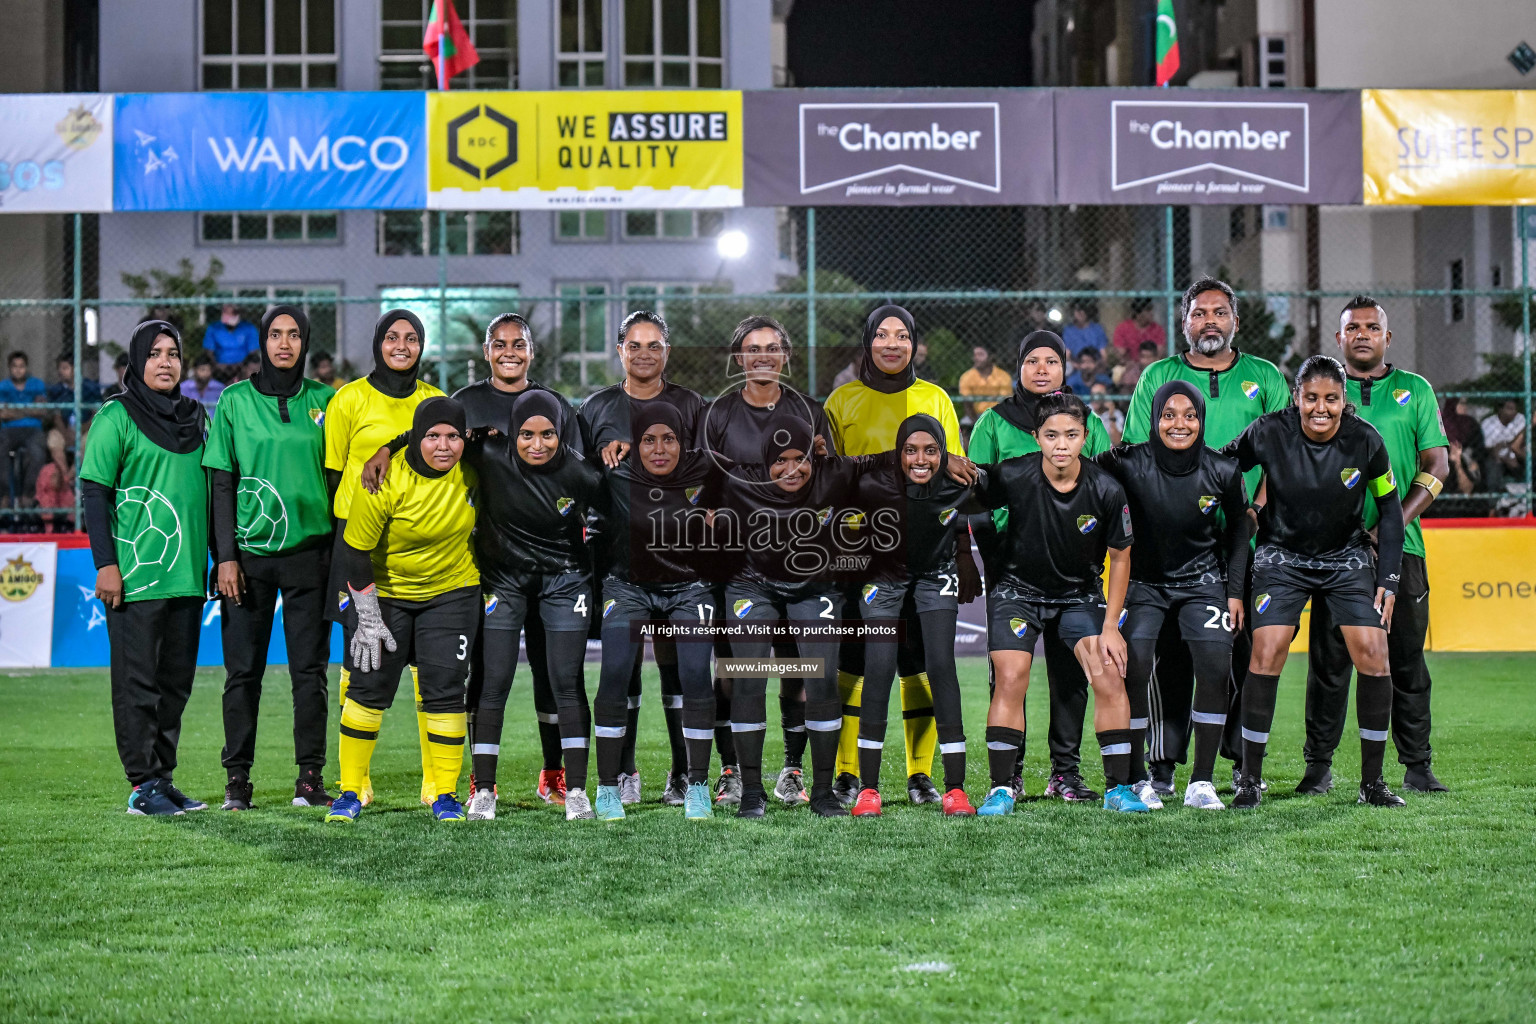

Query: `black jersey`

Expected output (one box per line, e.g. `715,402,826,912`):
468,436,604,585
1095,443,1250,600
578,381,708,453
596,450,730,588
700,387,834,463
851,453,984,582
714,454,871,591
976,454,1133,601
1224,408,1396,563
452,378,585,456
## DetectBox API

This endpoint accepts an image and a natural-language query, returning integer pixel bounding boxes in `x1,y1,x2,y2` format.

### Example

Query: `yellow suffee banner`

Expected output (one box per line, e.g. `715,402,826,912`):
1362,89,1536,205
427,90,743,209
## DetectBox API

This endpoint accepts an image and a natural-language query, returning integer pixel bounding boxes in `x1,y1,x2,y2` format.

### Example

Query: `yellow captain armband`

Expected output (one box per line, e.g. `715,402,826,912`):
1366,469,1397,499
1412,471,1444,499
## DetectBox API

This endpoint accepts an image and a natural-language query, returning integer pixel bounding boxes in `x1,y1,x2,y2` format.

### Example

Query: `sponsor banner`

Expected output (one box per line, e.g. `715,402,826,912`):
113,92,424,211
743,89,1054,206
428,90,742,209
0,94,113,213
0,542,56,666
1423,524,1536,652
1054,88,1362,204
1362,89,1536,206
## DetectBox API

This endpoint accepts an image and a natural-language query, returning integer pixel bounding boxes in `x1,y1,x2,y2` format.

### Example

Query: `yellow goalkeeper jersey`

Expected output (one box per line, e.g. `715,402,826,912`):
324,377,445,521
343,450,479,602
823,378,966,457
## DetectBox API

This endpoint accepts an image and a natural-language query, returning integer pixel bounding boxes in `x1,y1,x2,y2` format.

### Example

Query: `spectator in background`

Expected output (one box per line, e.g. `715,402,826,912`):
101,353,130,400
236,351,261,383
0,351,49,519
1065,346,1112,393
1479,398,1527,495
1111,297,1166,364
1023,301,1050,334
1088,382,1125,444
1117,339,1161,393
1061,301,1109,357
309,349,348,389
958,344,1013,419
35,428,75,532
204,304,259,380
180,352,225,411
911,341,937,382
47,354,102,431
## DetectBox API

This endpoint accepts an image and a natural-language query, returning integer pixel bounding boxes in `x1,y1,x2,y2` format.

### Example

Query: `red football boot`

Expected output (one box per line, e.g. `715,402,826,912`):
851,788,883,816
537,768,567,806
942,788,977,816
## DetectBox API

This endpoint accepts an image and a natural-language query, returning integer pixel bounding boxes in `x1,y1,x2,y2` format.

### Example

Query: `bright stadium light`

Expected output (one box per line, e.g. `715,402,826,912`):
1047,307,1064,323
716,230,749,260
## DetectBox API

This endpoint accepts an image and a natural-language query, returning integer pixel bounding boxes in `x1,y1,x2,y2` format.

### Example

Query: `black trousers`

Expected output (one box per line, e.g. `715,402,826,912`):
1305,553,1433,768
106,595,203,786
219,546,333,775
1148,591,1253,770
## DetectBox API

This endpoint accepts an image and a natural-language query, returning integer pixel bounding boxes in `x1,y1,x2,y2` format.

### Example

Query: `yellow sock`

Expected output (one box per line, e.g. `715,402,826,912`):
837,671,863,777
412,667,435,804
425,711,467,799
901,673,937,779
338,700,383,796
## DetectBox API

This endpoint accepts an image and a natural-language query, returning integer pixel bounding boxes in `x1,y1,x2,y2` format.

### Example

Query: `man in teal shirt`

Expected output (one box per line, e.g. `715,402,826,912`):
1303,297,1449,795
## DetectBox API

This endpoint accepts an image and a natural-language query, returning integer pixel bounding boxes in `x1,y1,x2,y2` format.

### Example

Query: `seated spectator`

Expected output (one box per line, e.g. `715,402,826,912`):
1117,339,1161,392
204,304,259,380
1480,399,1527,494
0,351,49,516
309,350,348,389
180,352,225,411
1065,346,1113,393
958,345,1014,419
1111,297,1166,363
1061,301,1110,357
101,352,130,399
35,428,75,532
911,341,937,383
47,354,102,431
1089,382,1124,443
236,351,261,383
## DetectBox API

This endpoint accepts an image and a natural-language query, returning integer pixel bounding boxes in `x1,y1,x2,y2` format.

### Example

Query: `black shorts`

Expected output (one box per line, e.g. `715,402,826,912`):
1124,580,1236,647
858,573,958,619
347,584,479,709
483,569,592,633
725,580,843,633
987,585,1105,653
603,577,712,632
1250,562,1383,631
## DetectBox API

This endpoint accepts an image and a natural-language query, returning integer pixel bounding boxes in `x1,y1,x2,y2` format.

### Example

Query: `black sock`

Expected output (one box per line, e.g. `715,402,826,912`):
986,726,1024,788
661,692,687,775
1240,671,1281,782
620,659,642,776
804,698,842,794
535,711,563,772
713,683,738,767
1356,672,1392,782
471,705,504,790
937,724,966,793
682,696,716,786
857,720,887,792
1189,642,1231,784
559,703,590,791
730,689,767,791
593,700,628,787
780,691,806,768
1097,729,1131,788
1124,656,1150,784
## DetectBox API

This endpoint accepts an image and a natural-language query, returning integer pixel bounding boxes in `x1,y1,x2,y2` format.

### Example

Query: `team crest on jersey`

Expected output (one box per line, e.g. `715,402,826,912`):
685,486,702,505
1392,388,1411,406
816,507,834,526
1341,468,1361,489
1241,380,1260,400
1009,617,1031,639
309,407,325,427
938,507,959,526
733,598,754,619
483,594,498,616
1255,593,1272,614
603,598,616,619
861,583,879,605
556,496,575,516
336,590,350,612
1076,514,1097,534
1198,495,1219,514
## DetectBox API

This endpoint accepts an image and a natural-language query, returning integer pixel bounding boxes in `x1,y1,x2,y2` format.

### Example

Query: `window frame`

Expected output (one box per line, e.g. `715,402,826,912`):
555,280,614,392
620,0,726,89
619,209,724,242
556,0,608,88
378,0,516,91
375,210,522,257
554,209,610,243
199,0,340,91
198,211,342,246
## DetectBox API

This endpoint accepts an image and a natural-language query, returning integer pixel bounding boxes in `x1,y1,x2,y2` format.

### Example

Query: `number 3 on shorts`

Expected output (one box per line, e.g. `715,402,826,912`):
457,635,468,660
574,593,588,617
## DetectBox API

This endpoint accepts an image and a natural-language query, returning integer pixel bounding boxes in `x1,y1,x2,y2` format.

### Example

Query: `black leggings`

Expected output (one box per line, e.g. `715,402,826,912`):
473,623,586,788
857,609,964,791
1127,639,1231,785
597,629,713,787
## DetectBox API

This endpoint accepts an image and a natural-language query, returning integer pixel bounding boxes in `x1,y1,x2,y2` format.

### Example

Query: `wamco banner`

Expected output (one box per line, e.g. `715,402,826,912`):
428,90,742,209
1362,89,1536,205
1054,89,1362,204
0,94,113,213
743,89,1054,205
113,92,425,211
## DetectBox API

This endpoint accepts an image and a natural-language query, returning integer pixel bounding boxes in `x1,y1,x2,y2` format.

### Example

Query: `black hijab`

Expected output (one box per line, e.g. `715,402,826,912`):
253,305,309,413
758,410,816,505
404,396,466,479
630,400,685,483
368,308,425,399
895,413,949,499
510,388,567,473
857,304,917,395
992,330,1069,434
1149,379,1206,476
113,320,204,454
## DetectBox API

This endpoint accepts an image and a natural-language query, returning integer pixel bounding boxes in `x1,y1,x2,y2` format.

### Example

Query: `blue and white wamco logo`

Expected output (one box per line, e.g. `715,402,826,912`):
205,134,411,174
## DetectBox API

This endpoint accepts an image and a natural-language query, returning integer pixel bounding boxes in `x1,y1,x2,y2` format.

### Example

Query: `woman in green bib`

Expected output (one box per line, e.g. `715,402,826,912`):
204,305,337,812
81,320,210,817
968,329,1111,802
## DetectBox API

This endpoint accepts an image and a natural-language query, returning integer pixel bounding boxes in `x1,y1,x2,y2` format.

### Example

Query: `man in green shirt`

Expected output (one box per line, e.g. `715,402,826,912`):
1303,297,1449,795
1123,278,1290,796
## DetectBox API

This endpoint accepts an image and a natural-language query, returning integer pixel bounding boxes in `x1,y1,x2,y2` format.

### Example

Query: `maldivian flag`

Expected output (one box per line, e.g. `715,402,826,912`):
1155,0,1180,86
424,0,479,91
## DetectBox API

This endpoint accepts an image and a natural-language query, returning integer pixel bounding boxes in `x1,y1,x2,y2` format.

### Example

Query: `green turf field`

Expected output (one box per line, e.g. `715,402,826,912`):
2,654,1532,1022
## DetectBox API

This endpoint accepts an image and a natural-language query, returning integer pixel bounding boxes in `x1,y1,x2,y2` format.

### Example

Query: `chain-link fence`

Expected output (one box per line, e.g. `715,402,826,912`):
0,202,1530,527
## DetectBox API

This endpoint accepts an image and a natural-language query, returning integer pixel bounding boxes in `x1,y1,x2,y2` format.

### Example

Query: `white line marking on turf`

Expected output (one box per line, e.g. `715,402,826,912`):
900,961,952,973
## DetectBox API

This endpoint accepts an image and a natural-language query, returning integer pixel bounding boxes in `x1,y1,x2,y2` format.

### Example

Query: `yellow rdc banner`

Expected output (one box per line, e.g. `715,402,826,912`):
427,90,743,209
1362,89,1536,205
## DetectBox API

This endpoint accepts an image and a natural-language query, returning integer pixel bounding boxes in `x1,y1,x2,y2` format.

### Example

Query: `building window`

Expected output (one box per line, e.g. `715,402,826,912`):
622,0,723,88
558,0,606,87
557,282,612,392
215,285,340,353
622,281,729,328
556,210,608,241
201,0,338,90
622,209,723,240
1447,258,1465,323
200,211,339,244
380,0,515,90
379,285,521,362
376,210,520,256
